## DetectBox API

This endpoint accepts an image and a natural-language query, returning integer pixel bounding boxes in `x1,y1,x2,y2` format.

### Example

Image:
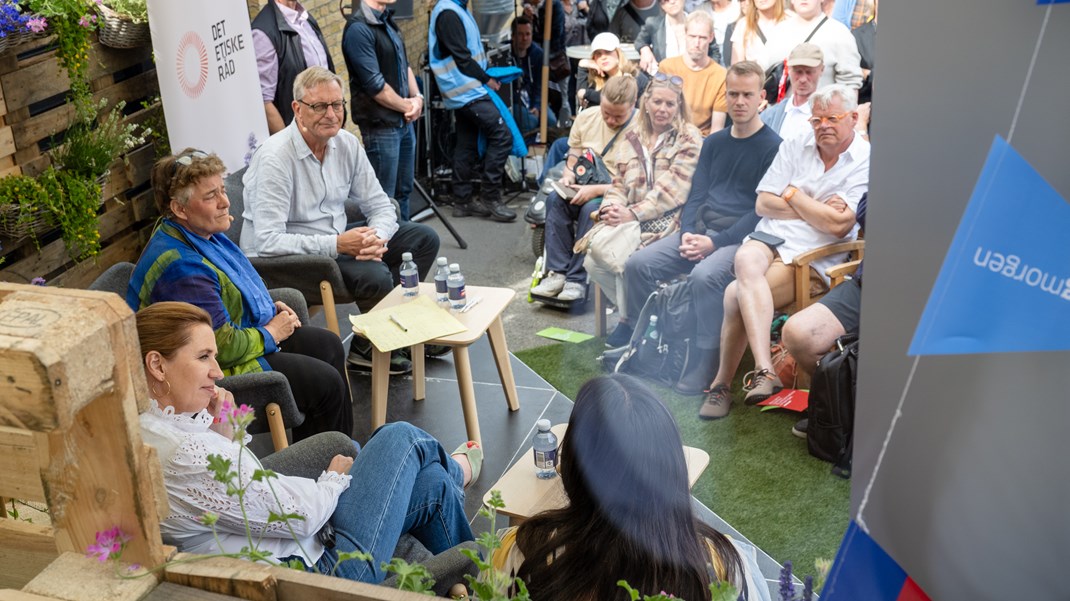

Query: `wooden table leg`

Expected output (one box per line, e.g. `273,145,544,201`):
487,316,520,412
593,283,606,337
370,346,390,429
412,343,426,401
452,345,482,445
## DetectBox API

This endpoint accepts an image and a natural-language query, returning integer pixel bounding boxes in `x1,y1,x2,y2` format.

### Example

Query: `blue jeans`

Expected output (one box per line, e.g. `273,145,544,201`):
539,137,570,185
545,191,601,283
314,422,472,583
361,123,416,221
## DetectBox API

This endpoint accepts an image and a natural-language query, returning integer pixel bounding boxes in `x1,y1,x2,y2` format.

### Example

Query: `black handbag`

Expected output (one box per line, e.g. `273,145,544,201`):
807,334,858,478
549,51,571,81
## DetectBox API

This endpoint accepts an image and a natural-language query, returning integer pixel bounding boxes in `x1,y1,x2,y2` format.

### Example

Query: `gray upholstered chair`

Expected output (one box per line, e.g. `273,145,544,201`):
89,261,306,452
224,167,357,336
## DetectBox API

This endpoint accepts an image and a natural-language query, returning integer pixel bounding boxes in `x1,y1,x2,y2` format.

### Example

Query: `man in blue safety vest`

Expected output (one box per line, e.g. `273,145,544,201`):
429,0,518,222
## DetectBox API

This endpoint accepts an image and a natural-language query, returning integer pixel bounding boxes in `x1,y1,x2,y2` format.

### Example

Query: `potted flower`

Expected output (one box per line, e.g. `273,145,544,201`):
95,0,148,48
25,0,98,110
0,0,32,51
0,173,55,244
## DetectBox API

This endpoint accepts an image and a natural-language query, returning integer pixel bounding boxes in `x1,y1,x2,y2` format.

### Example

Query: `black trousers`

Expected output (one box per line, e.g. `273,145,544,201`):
264,325,353,441
336,221,441,314
452,97,513,205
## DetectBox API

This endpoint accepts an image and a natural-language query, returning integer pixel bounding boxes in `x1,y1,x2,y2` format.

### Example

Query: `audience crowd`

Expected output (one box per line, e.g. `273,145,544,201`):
121,0,877,597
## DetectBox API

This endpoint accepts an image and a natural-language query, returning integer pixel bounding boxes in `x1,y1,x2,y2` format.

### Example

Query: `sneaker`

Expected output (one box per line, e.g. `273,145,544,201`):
483,200,517,222
792,418,808,440
604,321,634,349
424,344,452,358
742,369,783,405
699,384,732,420
452,201,491,218
347,343,413,375
531,272,567,297
557,281,586,302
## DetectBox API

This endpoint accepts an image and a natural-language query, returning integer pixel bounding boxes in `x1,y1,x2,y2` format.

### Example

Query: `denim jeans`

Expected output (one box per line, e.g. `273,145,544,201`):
539,137,570,185
361,123,416,221
314,422,473,583
545,191,601,283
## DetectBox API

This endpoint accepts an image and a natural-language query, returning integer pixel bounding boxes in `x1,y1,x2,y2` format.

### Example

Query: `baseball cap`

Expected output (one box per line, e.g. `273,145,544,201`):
787,43,824,67
590,32,621,54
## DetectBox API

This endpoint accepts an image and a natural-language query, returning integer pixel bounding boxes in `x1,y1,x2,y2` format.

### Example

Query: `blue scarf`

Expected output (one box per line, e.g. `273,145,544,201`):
166,219,276,327
480,66,528,158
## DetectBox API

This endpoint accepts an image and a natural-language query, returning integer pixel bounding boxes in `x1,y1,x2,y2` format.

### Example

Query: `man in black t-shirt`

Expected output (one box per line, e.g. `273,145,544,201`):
609,61,782,399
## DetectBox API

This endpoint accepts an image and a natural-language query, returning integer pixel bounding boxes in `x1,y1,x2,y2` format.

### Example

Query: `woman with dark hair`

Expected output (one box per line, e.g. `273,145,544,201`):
128,148,350,442
491,374,770,600
134,301,480,584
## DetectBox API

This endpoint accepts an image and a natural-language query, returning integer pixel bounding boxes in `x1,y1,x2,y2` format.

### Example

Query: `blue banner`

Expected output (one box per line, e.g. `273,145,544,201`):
909,136,1070,355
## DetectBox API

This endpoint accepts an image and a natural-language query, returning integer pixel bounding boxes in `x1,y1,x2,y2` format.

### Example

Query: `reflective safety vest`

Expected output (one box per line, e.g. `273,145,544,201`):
429,0,488,110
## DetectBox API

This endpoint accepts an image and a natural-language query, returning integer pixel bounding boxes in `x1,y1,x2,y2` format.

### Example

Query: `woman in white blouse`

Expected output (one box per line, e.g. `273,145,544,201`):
135,301,480,584
730,0,793,68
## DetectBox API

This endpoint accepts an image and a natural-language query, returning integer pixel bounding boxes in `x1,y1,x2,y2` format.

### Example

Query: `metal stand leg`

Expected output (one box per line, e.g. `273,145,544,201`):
413,180,468,250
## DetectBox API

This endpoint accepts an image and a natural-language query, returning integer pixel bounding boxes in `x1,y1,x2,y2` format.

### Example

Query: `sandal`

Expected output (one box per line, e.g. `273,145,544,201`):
451,441,483,488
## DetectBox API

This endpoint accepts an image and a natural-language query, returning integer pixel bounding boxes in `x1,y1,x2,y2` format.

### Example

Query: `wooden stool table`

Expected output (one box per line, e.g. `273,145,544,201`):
486,424,710,525
364,283,519,445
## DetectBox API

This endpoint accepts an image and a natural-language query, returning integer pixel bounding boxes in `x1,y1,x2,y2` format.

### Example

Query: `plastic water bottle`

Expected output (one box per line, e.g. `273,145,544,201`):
447,263,466,310
644,315,659,342
434,257,450,305
532,419,558,479
400,252,419,297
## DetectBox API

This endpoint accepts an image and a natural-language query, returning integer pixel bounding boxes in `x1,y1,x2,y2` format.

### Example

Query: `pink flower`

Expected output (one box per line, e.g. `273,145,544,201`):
26,16,46,33
85,527,131,563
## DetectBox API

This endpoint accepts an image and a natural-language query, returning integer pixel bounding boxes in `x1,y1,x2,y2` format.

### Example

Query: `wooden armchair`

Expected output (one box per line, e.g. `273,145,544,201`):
785,239,865,313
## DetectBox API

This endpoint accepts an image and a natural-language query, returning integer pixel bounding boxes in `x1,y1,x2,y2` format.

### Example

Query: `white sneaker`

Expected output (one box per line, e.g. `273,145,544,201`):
557,281,586,302
532,272,566,297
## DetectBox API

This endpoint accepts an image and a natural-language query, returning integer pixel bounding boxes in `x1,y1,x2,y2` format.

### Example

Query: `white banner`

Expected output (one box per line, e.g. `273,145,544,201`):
147,0,267,172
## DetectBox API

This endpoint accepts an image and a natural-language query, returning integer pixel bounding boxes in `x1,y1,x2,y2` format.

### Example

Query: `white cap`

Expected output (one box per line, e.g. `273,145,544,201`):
402,252,413,261
449,263,460,271
536,419,551,431
590,32,620,54
437,256,448,265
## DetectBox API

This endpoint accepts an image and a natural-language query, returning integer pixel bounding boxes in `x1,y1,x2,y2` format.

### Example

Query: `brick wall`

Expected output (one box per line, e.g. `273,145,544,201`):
246,0,431,134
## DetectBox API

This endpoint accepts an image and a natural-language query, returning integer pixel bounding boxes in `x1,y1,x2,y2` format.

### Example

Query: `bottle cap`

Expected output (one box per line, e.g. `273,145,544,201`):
649,315,658,323
450,263,460,271
437,256,448,265
402,252,413,261
536,419,551,431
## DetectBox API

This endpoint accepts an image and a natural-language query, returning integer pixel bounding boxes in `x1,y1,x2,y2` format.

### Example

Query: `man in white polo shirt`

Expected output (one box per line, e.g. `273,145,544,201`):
760,42,824,141
698,84,869,419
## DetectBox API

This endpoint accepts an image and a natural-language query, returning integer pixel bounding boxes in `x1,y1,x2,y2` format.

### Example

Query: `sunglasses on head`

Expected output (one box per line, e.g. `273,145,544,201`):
653,72,684,88
169,149,209,186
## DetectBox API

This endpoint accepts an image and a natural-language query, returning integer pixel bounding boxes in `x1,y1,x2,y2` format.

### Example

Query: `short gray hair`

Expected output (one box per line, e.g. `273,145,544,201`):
809,84,858,113
294,66,343,102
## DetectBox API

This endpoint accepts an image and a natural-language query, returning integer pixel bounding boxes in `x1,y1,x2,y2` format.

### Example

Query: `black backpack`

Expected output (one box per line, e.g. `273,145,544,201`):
807,334,859,478
605,281,696,386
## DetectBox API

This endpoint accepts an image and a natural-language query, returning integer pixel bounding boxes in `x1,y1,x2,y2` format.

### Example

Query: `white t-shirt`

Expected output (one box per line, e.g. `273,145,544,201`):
754,130,870,279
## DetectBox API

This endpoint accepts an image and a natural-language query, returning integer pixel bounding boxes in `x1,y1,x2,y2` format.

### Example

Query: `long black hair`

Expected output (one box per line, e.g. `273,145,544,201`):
515,374,746,600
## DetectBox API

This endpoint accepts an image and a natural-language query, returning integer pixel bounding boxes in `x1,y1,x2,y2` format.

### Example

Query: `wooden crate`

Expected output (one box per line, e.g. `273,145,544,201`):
0,35,162,287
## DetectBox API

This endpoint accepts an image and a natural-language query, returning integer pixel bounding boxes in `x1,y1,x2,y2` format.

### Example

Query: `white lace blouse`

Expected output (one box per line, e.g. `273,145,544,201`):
139,400,351,565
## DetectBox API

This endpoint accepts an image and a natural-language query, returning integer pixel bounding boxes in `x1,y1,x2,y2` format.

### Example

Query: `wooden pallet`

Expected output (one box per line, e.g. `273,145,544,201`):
0,35,161,286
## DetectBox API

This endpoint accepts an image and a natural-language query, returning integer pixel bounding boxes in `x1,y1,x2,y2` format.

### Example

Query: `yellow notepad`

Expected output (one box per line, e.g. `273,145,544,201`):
349,295,467,352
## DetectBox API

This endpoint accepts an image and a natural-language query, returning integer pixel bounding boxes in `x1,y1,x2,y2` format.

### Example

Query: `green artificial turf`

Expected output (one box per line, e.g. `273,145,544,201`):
514,339,849,577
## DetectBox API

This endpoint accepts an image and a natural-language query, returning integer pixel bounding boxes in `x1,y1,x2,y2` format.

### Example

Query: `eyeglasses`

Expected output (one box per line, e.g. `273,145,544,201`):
169,149,209,185
808,112,851,127
653,72,684,88
298,99,346,115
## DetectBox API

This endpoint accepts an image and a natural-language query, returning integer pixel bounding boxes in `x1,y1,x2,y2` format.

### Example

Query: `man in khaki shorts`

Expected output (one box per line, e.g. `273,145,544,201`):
699,83,869,420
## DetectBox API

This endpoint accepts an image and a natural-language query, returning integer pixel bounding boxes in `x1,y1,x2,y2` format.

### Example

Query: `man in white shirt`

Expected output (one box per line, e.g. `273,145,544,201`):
241,67,441,370
770,0,862,91
699,84,869,418
760,42,825,140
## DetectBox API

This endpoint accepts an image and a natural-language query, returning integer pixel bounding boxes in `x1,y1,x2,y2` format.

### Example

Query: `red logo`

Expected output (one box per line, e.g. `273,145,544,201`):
176,31,209,99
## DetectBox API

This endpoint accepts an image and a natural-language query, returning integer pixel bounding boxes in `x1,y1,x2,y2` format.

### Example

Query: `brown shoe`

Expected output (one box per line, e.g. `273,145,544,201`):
699,384,732,420
742,369,783,405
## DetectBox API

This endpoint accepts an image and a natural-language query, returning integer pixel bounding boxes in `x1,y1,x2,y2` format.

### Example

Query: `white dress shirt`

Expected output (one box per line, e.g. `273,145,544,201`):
754,129,870,280
241,121,400,258
778,93,814,142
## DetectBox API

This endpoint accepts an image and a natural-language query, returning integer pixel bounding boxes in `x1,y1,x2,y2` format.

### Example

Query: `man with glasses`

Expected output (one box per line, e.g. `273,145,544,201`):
655,11,727,135
343,0,424,222
241,67,441,373
251,0,334,134
698,84,869,419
